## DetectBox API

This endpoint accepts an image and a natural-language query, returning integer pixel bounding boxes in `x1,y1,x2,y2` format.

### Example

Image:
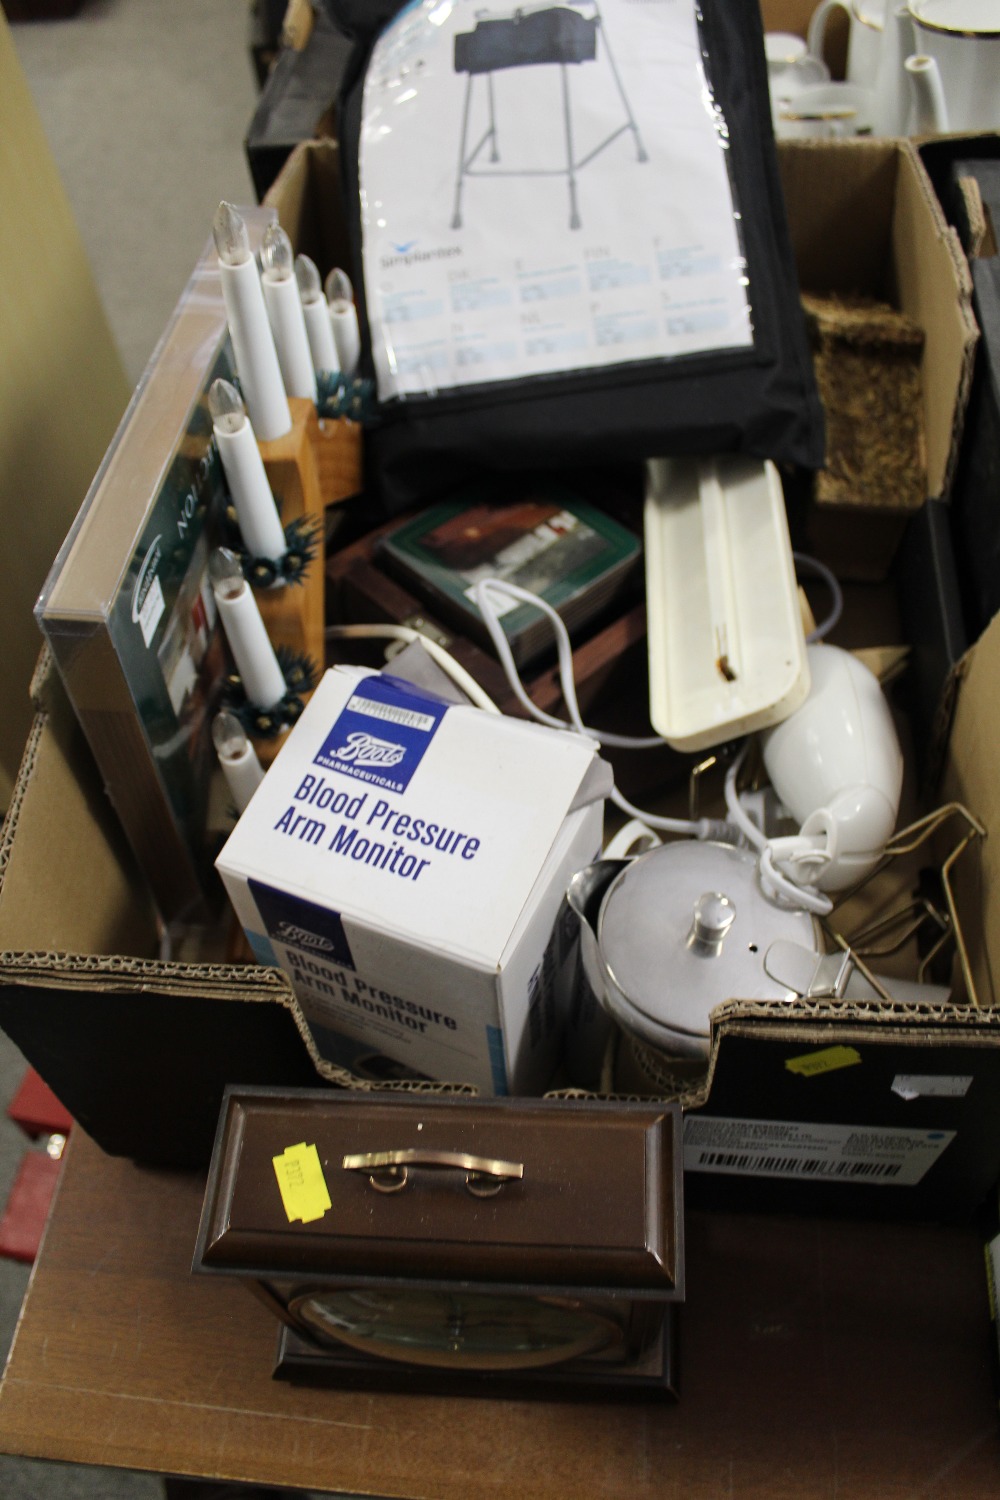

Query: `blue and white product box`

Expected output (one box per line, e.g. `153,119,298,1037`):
216,667,607,1093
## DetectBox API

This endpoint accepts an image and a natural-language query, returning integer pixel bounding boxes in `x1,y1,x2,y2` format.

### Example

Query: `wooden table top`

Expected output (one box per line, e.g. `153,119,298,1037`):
0,1128,999,1497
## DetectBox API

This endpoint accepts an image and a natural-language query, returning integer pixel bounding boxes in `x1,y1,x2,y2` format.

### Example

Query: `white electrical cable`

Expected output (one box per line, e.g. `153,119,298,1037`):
723,743,767,852
472,572,847,900
325,564,843,909
327,611,716,833
325,623,502,714
794,551,843,642
603,818,663,858
471,578,665,749
471,578,729,839
609,783,733,840
724,743,833,915
759,843,834,916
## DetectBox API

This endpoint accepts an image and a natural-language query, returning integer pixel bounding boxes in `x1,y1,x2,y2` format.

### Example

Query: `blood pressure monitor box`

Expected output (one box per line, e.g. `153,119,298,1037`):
216,667,605,1093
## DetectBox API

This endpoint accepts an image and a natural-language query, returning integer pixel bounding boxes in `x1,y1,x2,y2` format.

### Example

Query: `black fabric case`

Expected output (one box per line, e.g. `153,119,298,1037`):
322,0,825,513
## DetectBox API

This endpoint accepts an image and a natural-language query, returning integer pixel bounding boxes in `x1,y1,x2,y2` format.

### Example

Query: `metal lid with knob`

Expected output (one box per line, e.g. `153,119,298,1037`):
596,840,818,1058
688,892,737,955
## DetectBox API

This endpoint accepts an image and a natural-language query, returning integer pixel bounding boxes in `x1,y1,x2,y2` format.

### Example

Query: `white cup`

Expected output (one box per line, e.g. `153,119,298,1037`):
765,30,809,69
768,49,832,125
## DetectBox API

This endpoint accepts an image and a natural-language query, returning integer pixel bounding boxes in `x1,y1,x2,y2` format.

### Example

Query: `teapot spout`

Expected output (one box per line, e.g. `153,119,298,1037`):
904,53,949,133
566,858,629,994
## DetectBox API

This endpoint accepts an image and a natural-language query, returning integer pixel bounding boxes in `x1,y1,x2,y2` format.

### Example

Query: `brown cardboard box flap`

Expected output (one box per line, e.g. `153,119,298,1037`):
265,137,352,283
778,138,976,506
0,674,156,960
0,677,473,1164
942,609,1000,1012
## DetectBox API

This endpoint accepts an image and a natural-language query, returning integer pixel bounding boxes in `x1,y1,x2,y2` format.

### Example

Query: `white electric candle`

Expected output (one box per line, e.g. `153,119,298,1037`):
325,266,361,377
213,203,291,442
295,253,339,375
209,548,287,709
208,379,287,563
212,709,265,813
261,224,318,403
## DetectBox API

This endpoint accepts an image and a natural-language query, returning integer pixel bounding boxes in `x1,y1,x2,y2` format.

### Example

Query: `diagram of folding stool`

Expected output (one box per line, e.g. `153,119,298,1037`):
451,2,648,231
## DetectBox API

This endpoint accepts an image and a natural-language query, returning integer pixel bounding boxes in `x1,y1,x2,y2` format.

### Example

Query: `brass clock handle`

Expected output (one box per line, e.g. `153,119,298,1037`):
342,1148,524,1198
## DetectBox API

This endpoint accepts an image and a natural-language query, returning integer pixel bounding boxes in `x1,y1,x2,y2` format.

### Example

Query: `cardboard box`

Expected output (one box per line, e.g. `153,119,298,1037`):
776,137,977,580
244,6,351,200
277,134,977,586
216,666,605,1093
761,9,978,587
0,653,356,1169
983,1186,1000,1417
1,137,998,1226
916,138,1000,644
7,603,1000,1217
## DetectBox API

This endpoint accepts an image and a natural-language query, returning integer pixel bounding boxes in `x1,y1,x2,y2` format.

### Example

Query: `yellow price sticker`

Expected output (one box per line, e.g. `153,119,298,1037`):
272,1141,332,1224
785,1045,862,1078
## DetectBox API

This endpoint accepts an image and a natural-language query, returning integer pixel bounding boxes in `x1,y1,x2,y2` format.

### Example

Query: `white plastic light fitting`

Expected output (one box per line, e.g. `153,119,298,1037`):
644,454,810,751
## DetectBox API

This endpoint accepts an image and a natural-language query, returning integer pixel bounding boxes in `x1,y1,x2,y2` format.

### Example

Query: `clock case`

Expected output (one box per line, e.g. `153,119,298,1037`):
194,1086,684,1397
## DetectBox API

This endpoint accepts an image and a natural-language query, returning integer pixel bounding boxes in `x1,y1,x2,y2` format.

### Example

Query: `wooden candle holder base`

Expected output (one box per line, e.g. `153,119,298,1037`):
250,398,362,765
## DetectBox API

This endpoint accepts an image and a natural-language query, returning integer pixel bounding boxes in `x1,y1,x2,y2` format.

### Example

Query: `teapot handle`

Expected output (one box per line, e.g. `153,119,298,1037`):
603,818,662,859
806,0,852,62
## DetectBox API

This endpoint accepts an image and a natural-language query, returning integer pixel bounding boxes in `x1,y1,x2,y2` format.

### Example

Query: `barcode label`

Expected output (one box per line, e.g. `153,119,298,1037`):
684,1117,955,1187
693,1151,901,1179
346,694,436,732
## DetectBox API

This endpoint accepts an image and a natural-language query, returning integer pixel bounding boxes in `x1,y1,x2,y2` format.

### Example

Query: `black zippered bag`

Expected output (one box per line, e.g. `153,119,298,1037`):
322,0,824,513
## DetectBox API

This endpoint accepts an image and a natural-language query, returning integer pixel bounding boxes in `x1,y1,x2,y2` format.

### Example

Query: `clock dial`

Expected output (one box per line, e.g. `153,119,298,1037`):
290,1287,623,1371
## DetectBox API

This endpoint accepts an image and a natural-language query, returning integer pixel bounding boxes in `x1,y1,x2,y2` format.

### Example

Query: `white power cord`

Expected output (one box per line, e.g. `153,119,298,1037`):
470,578,663,750
471,578,730,840
723,743,834,915
795,551,844,643
325,563,844,914
603,818,662,858
325,622,502,714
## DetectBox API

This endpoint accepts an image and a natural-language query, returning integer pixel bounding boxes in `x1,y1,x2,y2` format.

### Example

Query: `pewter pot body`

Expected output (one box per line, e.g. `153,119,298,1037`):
567,841,818,1062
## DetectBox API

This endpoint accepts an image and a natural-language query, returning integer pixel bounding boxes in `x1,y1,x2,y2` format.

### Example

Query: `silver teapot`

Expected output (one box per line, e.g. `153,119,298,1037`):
565,837,949,1086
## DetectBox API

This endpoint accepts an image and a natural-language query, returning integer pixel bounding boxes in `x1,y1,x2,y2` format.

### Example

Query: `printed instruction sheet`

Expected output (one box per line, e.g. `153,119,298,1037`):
360,0,753,399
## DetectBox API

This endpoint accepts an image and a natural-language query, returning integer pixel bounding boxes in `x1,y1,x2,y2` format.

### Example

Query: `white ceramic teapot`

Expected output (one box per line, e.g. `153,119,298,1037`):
807,0,1000,134
808,1,917,133
907,0,1000,132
